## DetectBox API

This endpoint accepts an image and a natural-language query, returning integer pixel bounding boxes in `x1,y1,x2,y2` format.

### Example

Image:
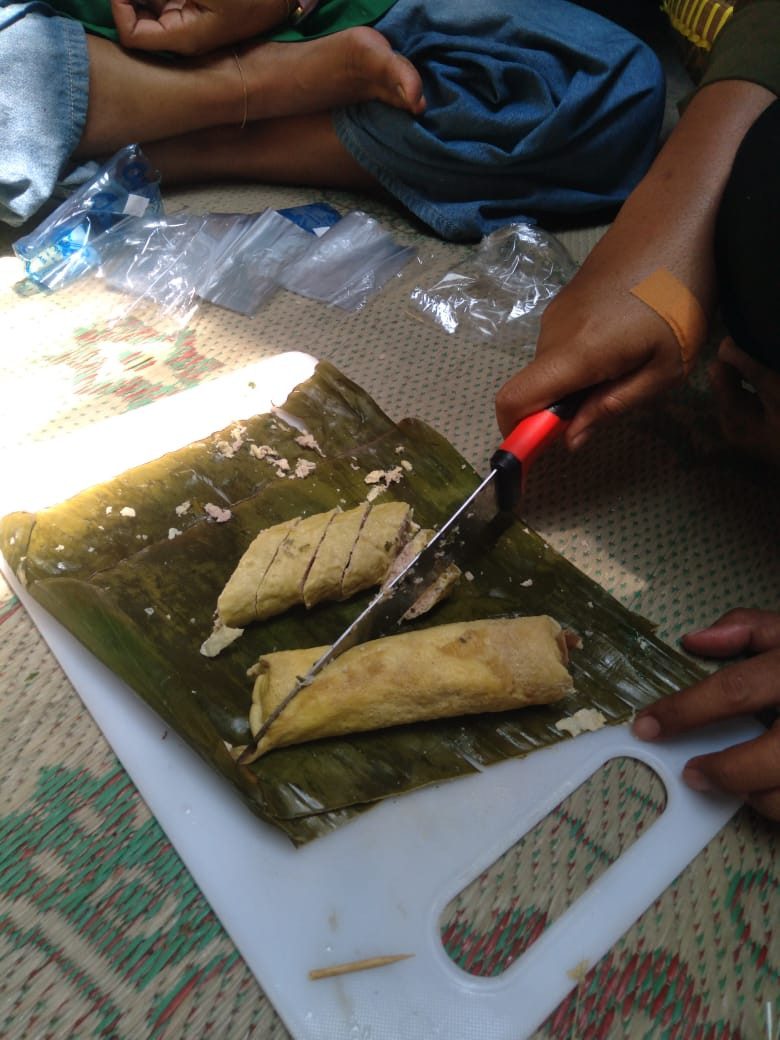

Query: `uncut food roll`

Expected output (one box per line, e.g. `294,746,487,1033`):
244,615,576,759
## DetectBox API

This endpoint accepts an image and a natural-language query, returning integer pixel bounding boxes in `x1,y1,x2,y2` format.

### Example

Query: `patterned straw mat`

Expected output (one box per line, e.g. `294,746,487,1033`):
0,181,777,1040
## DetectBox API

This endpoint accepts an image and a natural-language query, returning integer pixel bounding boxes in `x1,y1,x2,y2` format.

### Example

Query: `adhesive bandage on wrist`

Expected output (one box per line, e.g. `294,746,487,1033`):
630,268,708,374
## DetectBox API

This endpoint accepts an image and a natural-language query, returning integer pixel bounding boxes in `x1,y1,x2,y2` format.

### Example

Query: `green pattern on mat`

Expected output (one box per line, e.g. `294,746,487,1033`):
0,761,287,1039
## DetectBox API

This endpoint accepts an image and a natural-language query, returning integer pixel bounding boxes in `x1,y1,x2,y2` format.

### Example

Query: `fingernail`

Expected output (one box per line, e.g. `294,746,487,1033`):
569,428,591,452
682,766,712,793
632,715,661,741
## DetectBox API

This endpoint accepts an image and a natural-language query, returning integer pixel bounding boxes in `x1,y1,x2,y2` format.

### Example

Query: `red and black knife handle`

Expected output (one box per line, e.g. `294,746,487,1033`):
489,390,587,511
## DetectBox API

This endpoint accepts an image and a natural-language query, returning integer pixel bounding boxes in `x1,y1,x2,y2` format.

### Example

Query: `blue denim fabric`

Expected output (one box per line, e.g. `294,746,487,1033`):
333,0,666,241
0,1,97,226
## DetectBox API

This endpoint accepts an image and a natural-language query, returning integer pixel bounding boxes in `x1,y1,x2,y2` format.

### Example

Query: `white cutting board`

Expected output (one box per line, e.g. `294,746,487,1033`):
2,352,758,1040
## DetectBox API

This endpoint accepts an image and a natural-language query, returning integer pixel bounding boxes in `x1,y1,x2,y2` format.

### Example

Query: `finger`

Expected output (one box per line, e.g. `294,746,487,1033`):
717,338,780,402
709,357,765,449
710,359,780,465
683,722,780,796
632,649,780,739
745,786,780,821
562,360,682,449
110,0,148,44
113,9,193,52
495,351,605,439
495,323,666,442
682,608,780,657
708,353,758,416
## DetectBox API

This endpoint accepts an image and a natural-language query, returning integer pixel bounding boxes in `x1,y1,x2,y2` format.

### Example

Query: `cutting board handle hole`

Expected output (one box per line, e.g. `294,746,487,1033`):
438,755,666,977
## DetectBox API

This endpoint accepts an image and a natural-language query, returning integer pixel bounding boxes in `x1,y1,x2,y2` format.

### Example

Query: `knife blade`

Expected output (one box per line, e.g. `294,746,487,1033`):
240,390,585,758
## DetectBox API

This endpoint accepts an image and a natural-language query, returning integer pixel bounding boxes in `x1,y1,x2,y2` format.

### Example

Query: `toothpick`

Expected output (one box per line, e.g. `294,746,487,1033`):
309,953,414,980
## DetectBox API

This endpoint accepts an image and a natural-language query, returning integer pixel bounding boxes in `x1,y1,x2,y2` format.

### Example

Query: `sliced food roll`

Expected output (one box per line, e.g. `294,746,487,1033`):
217,517,300,628
340,500,413,598
217,501,420,629
245,615,575,758
302,503,369,608
384,527,461,620
249,508,338,622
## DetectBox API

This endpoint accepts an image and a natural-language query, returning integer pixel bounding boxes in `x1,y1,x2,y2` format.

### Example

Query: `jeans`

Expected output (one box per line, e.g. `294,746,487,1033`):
333,0,666,241
0,0,97,226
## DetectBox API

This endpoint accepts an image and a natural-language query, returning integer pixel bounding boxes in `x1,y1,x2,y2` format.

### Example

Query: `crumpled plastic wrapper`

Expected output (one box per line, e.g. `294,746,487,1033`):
409,223,577,342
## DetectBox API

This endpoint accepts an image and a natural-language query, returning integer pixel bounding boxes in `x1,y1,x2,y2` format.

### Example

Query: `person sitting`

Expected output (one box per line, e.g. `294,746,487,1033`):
494,2,780,821
1,0,667,242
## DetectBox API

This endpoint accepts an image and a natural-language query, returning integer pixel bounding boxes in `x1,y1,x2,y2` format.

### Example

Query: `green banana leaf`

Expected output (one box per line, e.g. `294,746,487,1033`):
1,362,704,845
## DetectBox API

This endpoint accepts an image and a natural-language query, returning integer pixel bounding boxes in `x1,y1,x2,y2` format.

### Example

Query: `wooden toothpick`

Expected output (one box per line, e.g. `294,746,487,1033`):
308,953,414,980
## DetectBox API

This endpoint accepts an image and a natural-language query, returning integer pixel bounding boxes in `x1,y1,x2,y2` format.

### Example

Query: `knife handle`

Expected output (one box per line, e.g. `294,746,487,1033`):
490,389,587,511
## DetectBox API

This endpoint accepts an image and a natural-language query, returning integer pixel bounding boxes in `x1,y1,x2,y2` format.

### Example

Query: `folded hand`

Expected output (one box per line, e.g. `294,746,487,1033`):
111,0,305,55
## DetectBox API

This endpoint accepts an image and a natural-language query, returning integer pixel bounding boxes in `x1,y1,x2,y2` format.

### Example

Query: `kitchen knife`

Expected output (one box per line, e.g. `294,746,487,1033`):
240,390,586,758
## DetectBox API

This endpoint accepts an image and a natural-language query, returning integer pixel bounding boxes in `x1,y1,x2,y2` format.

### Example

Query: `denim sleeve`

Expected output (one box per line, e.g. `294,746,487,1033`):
0,1,97,226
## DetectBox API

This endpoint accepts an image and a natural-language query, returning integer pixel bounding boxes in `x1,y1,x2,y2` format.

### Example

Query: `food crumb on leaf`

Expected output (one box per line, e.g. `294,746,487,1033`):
204,503,232,523
555,708,607,737
200,621,244,657
294,433,324,456
293,458,317,479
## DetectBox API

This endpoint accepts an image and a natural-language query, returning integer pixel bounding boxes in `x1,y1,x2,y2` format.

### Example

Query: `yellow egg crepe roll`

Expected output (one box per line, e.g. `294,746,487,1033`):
246,615,574,757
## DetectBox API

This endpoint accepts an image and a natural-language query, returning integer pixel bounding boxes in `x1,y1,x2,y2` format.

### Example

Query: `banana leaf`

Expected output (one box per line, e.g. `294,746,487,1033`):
1,362,704,845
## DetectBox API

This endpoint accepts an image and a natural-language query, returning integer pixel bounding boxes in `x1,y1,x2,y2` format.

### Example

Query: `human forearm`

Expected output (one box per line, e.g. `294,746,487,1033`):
588,78,775,309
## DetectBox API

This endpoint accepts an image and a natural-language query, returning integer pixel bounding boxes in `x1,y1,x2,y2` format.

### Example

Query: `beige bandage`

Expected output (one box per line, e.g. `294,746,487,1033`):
630,268,707,374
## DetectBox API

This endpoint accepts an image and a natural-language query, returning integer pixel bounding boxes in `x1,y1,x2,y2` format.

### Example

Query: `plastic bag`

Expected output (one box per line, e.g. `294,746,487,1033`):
13,151,411,322
198,210,314,315
409,223,577,340
276,211,416,311
98,213,216,324
13,145,162,293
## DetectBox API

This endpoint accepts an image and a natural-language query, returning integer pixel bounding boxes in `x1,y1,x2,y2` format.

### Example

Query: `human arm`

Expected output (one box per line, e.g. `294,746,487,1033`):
632,609,780,821
495,76,775,447
110,0,309,55
495,0,780,446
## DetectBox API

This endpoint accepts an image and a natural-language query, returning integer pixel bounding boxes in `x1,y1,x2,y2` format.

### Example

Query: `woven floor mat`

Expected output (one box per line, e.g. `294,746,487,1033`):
1,182,777,1039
